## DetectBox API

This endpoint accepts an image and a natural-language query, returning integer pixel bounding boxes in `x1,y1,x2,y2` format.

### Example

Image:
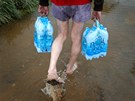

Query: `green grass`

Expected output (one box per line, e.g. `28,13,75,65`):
0,0,38,25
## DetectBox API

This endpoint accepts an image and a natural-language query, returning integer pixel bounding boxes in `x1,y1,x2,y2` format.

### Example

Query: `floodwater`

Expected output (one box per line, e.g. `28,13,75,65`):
0,0,135,101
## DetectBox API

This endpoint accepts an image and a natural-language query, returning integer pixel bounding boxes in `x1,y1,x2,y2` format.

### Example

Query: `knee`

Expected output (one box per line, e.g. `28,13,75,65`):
58,32,67,41
71,33,81,43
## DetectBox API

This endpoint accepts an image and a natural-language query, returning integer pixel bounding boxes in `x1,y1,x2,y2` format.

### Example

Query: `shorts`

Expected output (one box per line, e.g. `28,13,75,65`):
51,3,91,22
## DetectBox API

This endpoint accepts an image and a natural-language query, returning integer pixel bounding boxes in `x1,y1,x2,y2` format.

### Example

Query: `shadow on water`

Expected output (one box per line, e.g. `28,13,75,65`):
130,61,135,75
0,0,135,101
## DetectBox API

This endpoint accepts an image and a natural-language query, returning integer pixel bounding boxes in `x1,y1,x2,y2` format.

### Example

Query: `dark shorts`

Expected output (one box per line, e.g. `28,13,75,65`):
51,3,91,22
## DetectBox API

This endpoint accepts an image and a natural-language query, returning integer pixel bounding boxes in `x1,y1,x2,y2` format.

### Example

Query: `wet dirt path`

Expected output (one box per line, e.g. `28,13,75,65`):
0,0,135,101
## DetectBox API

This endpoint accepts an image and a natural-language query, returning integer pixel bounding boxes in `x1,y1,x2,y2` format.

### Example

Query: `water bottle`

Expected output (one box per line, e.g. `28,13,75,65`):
82,27,91,55
45,19,54,52
82,20,109,60
82,37,87,55
34,17,54,53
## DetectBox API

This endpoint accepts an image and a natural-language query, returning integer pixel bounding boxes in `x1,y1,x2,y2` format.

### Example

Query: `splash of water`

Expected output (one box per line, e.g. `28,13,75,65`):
41,71,67,101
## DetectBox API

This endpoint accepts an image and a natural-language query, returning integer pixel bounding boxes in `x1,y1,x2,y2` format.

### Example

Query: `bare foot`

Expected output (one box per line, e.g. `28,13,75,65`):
66,63,78,75
47,73,65,84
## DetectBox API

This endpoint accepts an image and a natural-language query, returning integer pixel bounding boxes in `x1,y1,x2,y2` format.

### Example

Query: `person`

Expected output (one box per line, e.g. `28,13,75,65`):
38,0,104,83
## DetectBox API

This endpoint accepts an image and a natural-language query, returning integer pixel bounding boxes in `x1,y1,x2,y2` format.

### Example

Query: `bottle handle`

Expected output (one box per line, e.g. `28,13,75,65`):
92,18,100,28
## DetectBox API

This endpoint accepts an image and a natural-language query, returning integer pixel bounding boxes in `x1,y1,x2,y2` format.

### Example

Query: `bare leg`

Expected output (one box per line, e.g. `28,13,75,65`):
66,21,84,74
47,19,69,80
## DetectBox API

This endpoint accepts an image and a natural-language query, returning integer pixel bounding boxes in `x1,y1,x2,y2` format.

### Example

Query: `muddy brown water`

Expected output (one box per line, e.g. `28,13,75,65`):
0,0,135,101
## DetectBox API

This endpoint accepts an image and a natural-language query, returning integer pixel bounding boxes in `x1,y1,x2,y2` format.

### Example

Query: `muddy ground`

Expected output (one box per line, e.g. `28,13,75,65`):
0,0,135,101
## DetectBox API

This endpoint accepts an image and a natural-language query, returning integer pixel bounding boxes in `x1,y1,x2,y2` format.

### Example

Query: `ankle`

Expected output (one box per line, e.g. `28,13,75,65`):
67,62,77,69
48,69,57,75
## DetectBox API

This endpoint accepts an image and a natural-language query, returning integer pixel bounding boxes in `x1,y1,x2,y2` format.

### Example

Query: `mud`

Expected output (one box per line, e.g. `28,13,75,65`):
0,0,135,101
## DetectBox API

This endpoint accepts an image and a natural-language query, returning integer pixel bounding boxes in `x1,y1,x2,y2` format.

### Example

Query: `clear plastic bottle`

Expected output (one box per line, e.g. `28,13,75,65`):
34,17,53,53
46,20,53,52
82,20,109,60
82,37,87,55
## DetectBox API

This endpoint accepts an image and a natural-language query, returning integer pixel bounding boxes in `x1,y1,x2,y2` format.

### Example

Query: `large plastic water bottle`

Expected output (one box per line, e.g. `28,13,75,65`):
82,27,90,55
82,37,87,55
34,17,53,53
82,20,109,60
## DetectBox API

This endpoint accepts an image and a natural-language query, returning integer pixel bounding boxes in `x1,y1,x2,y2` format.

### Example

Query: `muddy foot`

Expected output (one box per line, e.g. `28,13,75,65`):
47,74,65,84
66,63,78,75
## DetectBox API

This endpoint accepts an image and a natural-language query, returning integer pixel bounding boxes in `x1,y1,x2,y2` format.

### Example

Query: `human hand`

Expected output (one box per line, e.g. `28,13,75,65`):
38,5,49,16
91,11,102,22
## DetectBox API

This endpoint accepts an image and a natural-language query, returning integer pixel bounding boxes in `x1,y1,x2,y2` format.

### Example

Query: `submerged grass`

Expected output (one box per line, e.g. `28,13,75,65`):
0,0,38,26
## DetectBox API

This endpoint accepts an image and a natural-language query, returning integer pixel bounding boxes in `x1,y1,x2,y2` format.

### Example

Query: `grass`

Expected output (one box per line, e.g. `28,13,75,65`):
0,0,38,25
